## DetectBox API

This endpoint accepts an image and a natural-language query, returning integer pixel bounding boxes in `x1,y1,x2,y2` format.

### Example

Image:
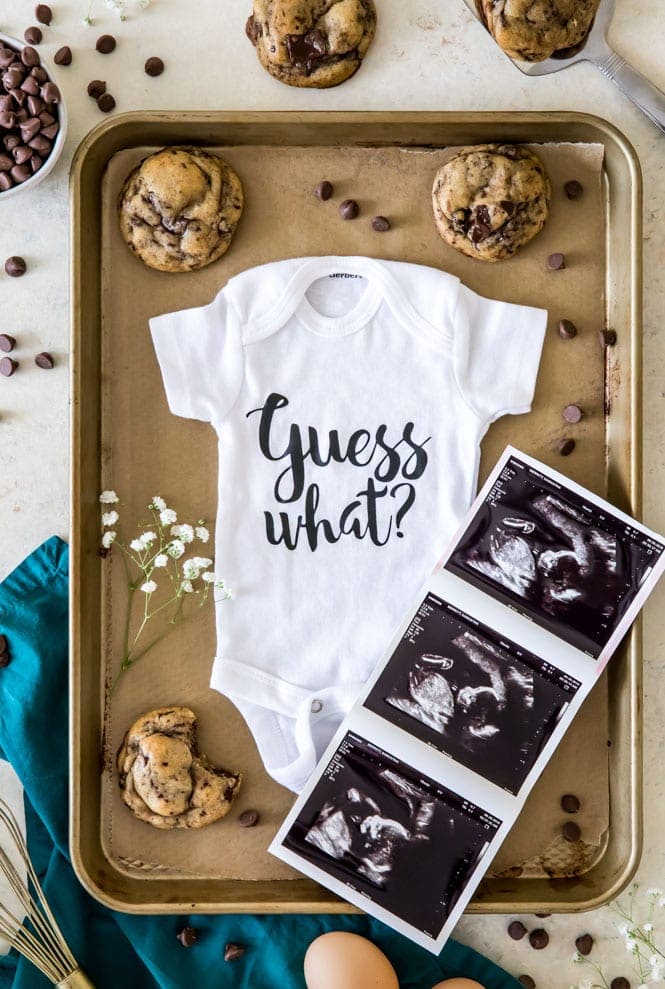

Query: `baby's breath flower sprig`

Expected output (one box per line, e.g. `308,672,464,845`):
99,492,230,692
82,0,151,25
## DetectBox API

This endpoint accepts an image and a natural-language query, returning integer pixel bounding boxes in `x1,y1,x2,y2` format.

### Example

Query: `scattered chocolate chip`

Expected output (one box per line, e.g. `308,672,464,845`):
144,56,164,76
224,943,245,962
557,438,576,456
508,921,527,940
563,404,583,424
54,46,72,66
0,335,15,352
339,199,359,220
576,934,594,956
534,912,551,919
0,651,10,669
176,926,197,947
96,34,116,54
565,180,583,200
0,635,8,652
0,356,18,376
35,3,53,24
558,318,578,339
547,252,566,271
518,978,535,989
21,47,40,69
87,79,106,99
238,809,259,828
5,256,26,277
35,351,54,369
40,81,60,104
371,215,391,232
561,793,580,813
529,929,549,950
24,27,43,45
314,180,333,201
598,328,617,347
563,821,581,842
611,980,630,989
97,92,115,113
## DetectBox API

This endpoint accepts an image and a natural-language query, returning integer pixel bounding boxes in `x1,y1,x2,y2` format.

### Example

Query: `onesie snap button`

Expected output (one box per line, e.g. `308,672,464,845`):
310,699,323,714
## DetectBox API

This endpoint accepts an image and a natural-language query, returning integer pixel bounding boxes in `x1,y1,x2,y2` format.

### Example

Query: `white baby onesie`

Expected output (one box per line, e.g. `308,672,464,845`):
150,256,547,792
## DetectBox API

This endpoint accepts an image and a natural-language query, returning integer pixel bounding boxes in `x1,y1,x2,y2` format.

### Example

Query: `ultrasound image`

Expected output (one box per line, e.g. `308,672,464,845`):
283,733,501,936
365,595,579,793
446,456,664,658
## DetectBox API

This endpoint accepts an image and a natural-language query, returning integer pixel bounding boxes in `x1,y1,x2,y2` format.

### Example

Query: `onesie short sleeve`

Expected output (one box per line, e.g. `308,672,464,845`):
452,282,547,423
149,290,243,423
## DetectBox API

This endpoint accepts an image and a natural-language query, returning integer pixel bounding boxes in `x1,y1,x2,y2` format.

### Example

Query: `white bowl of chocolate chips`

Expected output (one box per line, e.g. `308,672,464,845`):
0,33,67,198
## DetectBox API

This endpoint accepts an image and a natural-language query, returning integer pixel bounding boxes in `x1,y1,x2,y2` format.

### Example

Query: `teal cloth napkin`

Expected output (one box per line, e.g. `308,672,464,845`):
0,537,522,989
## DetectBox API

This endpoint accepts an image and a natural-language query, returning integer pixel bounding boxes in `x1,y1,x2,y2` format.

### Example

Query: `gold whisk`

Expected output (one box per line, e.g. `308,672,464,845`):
0,799,95,988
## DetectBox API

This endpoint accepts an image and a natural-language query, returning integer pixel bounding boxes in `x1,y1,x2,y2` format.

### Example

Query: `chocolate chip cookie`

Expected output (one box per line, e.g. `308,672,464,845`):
246,0,377,88
432,145,551,262
117,706,242,829
479,0,601,62
118,147,243,272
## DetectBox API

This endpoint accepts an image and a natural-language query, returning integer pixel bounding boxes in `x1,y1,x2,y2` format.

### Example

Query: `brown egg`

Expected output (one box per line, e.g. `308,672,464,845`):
431,981,486,989
304,932,399,989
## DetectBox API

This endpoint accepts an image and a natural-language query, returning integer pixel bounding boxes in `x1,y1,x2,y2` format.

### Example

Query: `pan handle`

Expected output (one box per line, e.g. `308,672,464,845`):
594,48,665,134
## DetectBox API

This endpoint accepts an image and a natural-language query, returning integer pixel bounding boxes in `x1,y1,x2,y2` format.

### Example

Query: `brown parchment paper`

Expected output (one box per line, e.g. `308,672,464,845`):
100,141,608,883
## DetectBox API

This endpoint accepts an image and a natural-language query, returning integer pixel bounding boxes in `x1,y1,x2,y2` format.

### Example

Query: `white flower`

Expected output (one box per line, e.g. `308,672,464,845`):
659,897,665,908
221,585,233,598
140,580,157,593
167,539,185,559
102,530,116,549
650,956,661,969
647,888,663,898
137,0,151,8
160,508,177,525
130,538,144,551
182,560,202,580
153,554,168,568
151,496,166,511
82,15,93,24
195,526,209,543
100,490,119,504
140,530,157,547
578,980,593,989
645,922,654,932
101,510,119,527
181,580,194,593
618,923,629,936
171,523,194,543
202,571,216,583
192,556,213,569
572,951,583,964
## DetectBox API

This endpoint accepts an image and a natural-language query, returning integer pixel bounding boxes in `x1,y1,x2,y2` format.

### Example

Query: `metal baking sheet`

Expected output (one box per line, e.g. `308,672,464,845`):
70,111,642,914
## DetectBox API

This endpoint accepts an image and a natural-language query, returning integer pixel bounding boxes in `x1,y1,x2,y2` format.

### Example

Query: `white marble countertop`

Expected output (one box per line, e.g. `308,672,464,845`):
1,0,665,985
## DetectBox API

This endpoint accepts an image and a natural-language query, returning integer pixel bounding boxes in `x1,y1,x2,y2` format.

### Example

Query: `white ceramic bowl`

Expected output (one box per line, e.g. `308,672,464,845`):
0,32,68,200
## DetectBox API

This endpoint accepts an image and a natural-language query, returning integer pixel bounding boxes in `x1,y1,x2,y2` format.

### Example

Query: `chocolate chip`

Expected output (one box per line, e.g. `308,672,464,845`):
35,351,54,369
20,118,41,143
24,27,43,45
27,95,45,115
144,56,164,76
40,81,60,104
0,154,11,171
176,926,197,947
563,404,583,424
558,318,577,339
3,68,24,91
38,110,55,125
0,172,12,191
534,912,551,919
35,4,52,24
9,89,27,108
30,154,42,173
518,978,535,989
339,199,359,220
20,75,40,96
0,635,8,652
547,252,566,271
5,256,26,277
28,134,50,154
238,809,259,828
224,943,245,962
508,921,527,940
0,335,15,352
4,135,21,151
21,47,40,69
87,79,106,99
565,180,583,200
11,163,31,183
557,438,575,456
0,111,16,130
40,122,58,140
0,651,10,669
598,328,617,347
54,46,72,66
611,980,630,989
561,794,580,813
315,180,333,201
0,356,18,376
575,934,594,956
529,929,549,950
12,145,31,165
96,34,116,54
563,821,581,842
97,92,115,113
371,215,391,232
0,50,14,68
30,66,47,83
